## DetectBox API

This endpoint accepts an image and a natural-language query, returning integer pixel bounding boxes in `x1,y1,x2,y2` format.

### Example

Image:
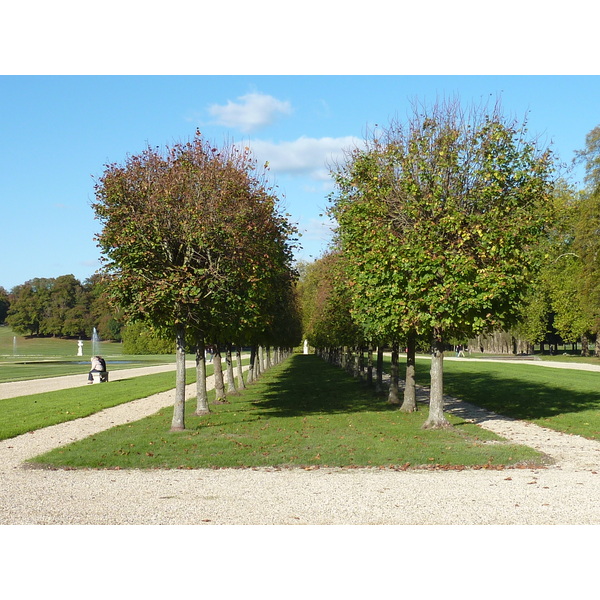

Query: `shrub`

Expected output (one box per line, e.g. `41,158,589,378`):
121,322,173,354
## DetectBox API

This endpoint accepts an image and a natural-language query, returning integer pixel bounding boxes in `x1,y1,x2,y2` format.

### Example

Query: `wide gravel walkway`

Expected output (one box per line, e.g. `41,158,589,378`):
1,358,600,525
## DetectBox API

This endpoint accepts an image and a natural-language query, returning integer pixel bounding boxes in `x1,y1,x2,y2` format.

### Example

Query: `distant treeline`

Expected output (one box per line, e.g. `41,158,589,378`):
0,276,217,354
0,274,121,341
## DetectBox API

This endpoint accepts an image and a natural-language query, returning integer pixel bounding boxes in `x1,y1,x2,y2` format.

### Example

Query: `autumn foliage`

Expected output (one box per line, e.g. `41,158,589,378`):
92,131,301,430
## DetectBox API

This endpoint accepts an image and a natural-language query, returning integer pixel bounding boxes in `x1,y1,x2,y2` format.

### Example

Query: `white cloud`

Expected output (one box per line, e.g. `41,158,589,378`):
301,216,336,242
245,135,362,180
208,92,292,133
293,216,336,261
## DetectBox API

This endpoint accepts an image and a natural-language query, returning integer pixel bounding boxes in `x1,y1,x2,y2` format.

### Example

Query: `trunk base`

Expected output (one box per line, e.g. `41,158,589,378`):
194,409,210,416
170,426,186,432
421,418,452,430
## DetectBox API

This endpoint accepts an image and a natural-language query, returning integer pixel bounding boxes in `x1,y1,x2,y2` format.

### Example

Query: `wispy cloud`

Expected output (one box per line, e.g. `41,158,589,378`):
293,216,337,260
208,92,292,133
300,216,336,242
245,135,362,180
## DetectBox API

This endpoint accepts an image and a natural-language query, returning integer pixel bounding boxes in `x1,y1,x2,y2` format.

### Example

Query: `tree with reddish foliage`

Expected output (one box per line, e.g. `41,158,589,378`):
93,131,299,431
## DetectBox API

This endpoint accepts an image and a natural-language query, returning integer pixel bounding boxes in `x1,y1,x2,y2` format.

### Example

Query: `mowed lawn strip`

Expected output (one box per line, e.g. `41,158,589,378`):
0,367,211,441
0,357,175,383
392,358,600,441
29,354,545,470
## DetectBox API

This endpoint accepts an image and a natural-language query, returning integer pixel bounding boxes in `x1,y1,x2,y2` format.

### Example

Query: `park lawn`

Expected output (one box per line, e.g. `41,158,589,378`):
28,354,546,470
0,325,176,382
0,367,207,440
0,356,177,383
0,325,88,357
395,358,600,441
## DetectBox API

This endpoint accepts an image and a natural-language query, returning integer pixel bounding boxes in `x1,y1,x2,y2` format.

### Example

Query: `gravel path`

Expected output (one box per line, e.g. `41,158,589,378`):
1,358,600,525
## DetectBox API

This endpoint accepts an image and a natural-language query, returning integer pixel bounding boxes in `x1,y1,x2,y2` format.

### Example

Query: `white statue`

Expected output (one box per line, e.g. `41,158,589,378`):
303,339,309,355
77,339,83,356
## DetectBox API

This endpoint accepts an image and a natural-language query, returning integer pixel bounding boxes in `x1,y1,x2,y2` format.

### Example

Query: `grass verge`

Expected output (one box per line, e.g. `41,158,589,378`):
0,367,206,441
28,354,545,470
394,358,600,441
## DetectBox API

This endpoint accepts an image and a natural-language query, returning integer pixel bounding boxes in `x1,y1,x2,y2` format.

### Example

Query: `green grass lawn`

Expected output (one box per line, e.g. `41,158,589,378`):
28,354,546,470
0,367,207,440
394,357,600,441
0,324,123,358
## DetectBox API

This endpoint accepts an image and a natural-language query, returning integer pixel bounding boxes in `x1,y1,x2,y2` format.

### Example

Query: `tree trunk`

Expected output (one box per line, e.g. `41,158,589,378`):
375,346,384,393
423,329,451,429
400,330,417,412
387,342,400,404
266,346,272,369
236,345,246,390
595,334,600,358
353,346,361,379
581,334,590,357
194,335,210,415
170,323,186,431
213,346,227,403
247,346,256,384
340,346,346,370
225,343,237,394
254,346,262,379
367,346,373,386
258,346,265,372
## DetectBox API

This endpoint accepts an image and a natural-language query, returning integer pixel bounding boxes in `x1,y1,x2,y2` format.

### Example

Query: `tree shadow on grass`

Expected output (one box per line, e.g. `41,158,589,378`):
252,354,396,418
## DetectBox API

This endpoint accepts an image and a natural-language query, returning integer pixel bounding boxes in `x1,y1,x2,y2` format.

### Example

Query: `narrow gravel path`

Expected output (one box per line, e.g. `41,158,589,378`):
1,358,600,524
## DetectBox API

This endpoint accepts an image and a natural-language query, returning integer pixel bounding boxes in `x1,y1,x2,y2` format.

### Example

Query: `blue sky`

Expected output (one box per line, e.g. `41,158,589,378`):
1,74,599,291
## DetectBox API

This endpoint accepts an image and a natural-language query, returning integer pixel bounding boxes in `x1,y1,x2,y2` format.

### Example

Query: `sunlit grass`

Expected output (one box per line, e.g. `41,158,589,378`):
29,355,545,470
0,367,205,440
393,357,600,441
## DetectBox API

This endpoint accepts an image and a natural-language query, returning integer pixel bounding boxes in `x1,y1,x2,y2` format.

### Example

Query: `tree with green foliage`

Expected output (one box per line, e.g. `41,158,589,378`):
510,183,580,351
331,98,556,428
40,274,90,337
0,287,10,324
571,126,600,355
521,127,600,357
7,278,54,336
329,148,420,410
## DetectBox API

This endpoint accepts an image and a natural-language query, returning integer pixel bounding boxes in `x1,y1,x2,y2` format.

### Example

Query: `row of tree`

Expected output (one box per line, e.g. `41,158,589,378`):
299,98,600,429
513,134,600,356
92,131,302,431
